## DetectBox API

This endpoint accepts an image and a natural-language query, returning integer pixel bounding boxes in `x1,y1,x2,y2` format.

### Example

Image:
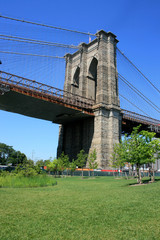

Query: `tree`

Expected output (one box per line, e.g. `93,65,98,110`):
128,126,160,183
36,160,45,168
112,125,160,184
69,160,77,176
111,135,129,170
46,159,58,176
88,149,98,176
58,152,69,175
13,151,27,166
44,159,52,166
0,143,14,165
76,150,88,177
0,143,27,166
46,156,67,177
57,157,64,176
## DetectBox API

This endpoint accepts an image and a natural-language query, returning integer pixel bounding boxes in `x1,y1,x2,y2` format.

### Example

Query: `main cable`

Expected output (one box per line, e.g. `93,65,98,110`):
0,15,96,36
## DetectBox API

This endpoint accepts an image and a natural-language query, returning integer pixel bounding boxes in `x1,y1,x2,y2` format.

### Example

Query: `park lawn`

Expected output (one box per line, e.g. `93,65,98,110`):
0,177,160,240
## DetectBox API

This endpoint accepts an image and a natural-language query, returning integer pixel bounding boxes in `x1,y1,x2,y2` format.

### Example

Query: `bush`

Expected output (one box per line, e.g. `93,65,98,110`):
14,163,39,177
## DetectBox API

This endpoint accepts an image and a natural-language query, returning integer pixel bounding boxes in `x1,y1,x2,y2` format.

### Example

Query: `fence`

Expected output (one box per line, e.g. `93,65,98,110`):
50,170,160,177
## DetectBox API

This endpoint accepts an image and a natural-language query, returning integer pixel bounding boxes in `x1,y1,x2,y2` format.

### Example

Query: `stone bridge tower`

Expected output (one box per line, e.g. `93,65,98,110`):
57,30,122,168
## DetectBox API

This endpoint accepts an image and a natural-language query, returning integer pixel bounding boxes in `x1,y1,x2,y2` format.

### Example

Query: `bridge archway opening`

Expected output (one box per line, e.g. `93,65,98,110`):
73,66,80,87
88,57,98,100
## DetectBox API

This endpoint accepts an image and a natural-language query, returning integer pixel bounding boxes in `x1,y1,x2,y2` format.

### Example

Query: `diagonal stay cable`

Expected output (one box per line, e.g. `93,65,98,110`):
117,47,160,94
119,93,150,117
118,73,160,113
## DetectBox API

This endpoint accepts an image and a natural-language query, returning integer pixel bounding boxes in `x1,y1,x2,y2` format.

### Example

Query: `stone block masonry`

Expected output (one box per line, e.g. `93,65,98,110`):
57,30,122,168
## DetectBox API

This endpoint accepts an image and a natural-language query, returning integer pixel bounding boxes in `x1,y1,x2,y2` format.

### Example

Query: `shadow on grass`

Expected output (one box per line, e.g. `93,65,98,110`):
154,178,160,182
128,177,160,186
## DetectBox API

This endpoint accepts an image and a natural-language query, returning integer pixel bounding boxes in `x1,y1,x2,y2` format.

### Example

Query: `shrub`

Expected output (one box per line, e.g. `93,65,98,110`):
14,163,38,177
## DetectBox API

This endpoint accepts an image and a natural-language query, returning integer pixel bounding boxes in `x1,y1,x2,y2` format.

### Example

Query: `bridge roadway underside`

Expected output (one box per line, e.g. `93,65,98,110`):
1,89,159,138
0,90,93,124
122,119,160,138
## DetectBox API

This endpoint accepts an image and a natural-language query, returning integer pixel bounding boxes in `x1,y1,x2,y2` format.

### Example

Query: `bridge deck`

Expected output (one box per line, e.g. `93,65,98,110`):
122,109,160,136
0,71,94,123
0,71,160,131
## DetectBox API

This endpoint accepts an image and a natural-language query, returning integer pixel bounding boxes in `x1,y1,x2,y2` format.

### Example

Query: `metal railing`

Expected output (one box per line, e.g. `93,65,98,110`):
1,71,160,125
0,71,95,110
122,109,160,126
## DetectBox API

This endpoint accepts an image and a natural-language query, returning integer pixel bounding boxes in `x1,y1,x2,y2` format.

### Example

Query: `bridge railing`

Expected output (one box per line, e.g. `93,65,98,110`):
122,109,160,126
0,71,95,110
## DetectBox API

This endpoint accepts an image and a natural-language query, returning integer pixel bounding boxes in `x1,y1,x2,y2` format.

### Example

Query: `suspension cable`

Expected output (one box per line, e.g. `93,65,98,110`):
119,93,150,117
0,15,96,36
118,73,160,113
0,51,65,59
117,47,160,94
0,34,79,49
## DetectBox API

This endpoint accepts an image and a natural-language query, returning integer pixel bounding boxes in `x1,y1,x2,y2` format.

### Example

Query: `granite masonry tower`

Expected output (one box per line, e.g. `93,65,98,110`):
57,30,122,168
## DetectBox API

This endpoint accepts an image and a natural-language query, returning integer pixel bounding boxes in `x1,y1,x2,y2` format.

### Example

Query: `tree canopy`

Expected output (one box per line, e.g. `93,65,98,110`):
112,125,160,183
88,149,98,176
46,152,69,176
76,149,88,177
0,143,27,166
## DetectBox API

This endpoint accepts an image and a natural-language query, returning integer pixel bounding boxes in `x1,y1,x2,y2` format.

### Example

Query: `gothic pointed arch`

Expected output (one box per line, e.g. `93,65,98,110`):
87,57,98,100
88,57,98,81
73,66,80,87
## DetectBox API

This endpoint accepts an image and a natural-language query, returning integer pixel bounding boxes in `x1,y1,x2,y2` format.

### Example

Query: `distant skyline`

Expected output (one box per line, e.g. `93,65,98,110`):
0,0,160,161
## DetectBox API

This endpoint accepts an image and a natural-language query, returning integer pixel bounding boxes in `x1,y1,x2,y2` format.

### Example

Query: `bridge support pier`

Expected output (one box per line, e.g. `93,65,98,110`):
57,117,94,163
57,30,122,168
91,107,122,168
57,107,122,168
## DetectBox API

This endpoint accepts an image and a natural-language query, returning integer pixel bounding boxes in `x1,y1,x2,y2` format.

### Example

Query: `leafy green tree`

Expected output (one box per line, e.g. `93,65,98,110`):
88,149,98,176
112,136,128,170
69,160,77,176
76,150,88,177
58,152,69,175
11,151,27,166
44,159,52,166
0,143,27,166
36,160,45,168
129,127,160,183
46,159,57,175
46,158,63,176
112,125,160,184
0,143,14,165
57,158,64,176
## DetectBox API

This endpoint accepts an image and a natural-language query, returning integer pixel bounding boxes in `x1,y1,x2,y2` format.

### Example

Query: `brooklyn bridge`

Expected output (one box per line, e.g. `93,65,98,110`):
0,15,160,168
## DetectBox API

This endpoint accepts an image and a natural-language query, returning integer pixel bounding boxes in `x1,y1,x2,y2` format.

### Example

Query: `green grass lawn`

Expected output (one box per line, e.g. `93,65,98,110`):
0,176,160,240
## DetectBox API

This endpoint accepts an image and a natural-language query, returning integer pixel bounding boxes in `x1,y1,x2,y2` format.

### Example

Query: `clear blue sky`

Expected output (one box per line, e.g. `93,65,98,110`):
0,0,160,161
